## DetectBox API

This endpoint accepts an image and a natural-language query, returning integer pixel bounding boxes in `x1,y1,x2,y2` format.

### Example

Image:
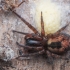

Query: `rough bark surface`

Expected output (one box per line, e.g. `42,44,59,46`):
0,0,70,70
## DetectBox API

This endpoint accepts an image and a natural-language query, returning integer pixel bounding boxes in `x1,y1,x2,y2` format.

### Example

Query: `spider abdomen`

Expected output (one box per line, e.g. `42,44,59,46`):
48,41,61,49
47,33,70,55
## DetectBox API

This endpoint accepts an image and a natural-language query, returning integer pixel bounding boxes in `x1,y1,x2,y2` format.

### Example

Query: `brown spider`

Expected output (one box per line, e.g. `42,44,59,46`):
12,10,70,58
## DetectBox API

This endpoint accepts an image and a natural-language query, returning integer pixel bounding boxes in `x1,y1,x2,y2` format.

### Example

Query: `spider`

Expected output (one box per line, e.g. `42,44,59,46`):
12,11,70,58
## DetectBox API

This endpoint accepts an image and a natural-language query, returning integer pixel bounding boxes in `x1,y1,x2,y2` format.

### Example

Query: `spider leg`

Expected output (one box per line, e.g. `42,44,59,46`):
17,50,44,57
10,10,39,34
55,23,69,35
16,42,44,57
16,42,42,48
12,30,29,35
41,12,45,37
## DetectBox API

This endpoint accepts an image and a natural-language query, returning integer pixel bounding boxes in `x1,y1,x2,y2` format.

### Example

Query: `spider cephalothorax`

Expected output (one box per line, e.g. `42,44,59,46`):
12,11,70,58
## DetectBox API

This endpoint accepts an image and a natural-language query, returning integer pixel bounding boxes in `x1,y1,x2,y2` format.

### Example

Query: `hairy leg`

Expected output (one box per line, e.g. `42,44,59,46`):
11,10,39,34
55,24,69,35
16,42,42,48
16,42,43,53
12,30,29,35
41,12,45,37
17,49,44,57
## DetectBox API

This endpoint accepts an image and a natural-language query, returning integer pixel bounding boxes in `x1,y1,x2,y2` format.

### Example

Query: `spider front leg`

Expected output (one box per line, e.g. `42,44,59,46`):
41,12,45,37
11,11,39,34
12,30,44,57
18,49,44,57
16,42,42,49
12,30,29,35
16,42,43,53
16,41,44,57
